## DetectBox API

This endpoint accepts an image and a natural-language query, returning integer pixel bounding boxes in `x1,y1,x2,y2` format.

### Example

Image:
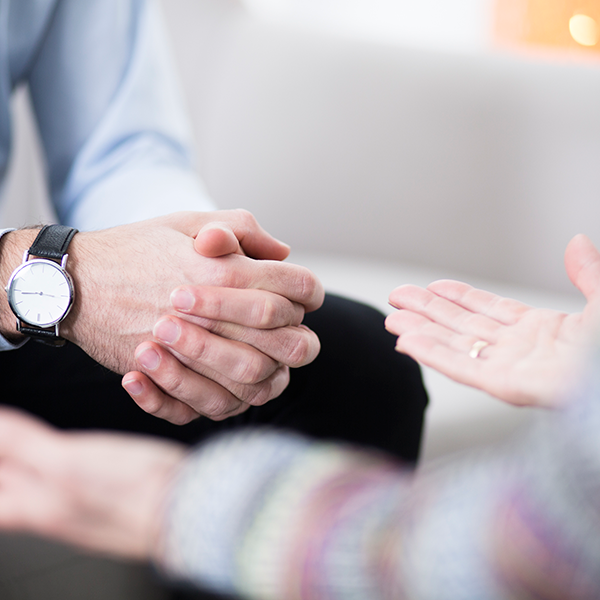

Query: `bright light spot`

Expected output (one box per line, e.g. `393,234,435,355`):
569,14,599,47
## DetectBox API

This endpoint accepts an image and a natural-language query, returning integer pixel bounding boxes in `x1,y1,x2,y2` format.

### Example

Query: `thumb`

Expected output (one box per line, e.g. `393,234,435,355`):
195,213,291,261
194,222,244,257
225,210,290,260
565,234,600,302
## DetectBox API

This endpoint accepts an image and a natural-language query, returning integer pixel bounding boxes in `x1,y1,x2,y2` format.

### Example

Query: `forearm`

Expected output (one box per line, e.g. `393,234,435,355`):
157,412,600,600
158,431,412,599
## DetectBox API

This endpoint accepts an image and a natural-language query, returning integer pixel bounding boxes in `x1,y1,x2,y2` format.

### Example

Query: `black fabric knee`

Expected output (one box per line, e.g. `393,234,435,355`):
228,293,428,462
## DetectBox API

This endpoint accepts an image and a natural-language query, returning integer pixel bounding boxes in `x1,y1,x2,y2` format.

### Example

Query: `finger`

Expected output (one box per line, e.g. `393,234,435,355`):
122,371,246,424
122,372,202,425
426,280,532,325
153,316,281,384
194,222,244,258
387,284,503,339
224,209,291,261
201,254,324,313
171,286,305,328
131,344,291,418
163,209,290,260
123,366,287,423
207,209,290,260
389,282,529,328
565,234,600,303
386,310,490,356
131,344,245,421
246,258,325,313
175,319,321,369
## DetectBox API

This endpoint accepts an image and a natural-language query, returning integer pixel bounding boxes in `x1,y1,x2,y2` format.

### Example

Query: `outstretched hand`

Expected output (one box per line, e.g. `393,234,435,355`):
385,235,600,407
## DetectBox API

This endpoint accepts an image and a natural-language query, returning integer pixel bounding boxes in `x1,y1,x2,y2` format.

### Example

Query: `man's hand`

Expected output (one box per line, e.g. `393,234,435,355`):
0,407,184,560
0,211,324,425
121,220,323,424
50,211,323,423
385,234,600,407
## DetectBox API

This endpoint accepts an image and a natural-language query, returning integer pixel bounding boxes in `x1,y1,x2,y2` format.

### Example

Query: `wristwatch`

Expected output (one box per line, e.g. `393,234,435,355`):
5,225,78,346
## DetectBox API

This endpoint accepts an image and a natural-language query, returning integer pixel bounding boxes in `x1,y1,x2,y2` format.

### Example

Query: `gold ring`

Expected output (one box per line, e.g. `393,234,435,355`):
469,340,489,359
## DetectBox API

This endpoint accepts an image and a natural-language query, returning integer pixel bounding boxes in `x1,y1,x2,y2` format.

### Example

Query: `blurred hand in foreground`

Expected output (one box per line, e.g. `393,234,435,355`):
0,407,185,560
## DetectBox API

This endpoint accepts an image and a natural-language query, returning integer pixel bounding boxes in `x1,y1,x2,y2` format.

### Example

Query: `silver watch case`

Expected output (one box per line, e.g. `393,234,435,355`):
5,251,75,334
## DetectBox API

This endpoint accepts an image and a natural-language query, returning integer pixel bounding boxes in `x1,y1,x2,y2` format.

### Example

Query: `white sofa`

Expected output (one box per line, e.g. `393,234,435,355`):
0,0,596,597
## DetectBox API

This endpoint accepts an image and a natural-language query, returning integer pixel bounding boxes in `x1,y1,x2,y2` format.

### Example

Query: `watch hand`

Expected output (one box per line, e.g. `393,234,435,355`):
20,291,56,297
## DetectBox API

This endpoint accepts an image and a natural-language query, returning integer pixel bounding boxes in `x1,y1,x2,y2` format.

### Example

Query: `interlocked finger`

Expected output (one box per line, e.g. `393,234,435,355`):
153,316,280,385
132,342,246,422
171,286,305,329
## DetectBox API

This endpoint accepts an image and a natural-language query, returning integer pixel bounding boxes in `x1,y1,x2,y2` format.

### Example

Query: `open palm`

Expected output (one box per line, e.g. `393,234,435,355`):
385,235,600,407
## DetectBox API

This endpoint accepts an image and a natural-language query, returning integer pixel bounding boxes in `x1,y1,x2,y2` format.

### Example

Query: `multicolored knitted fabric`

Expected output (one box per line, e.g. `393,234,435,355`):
159,354,600,599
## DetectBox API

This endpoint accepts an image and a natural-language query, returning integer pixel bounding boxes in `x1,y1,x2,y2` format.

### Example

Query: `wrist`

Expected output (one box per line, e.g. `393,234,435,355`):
0,228,41,341
57,231,104,347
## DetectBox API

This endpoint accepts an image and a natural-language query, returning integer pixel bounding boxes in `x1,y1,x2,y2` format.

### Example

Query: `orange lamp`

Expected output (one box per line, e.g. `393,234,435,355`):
494,0,600,56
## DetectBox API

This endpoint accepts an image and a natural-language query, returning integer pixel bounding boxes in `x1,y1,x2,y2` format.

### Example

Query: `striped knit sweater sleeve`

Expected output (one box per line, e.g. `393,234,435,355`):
158,355,600,600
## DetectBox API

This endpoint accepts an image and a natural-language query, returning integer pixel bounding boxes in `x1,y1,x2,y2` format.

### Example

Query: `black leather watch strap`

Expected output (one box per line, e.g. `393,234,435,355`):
29,225,78,261
19,324,67,347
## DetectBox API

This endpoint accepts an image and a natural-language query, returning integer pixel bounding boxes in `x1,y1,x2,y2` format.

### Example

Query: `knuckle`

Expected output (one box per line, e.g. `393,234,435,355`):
167,411,196,426
233,208,255,227
233,354,273,385
141,398,163,416
200,390,236,420
243,366,289,407
186,329,211,363
243,382,274,407
254,296,281,328
195,289,226,320
160,369,187,399
283,330,318,367
291,303,305,326
295,266,319,303
198,261,232,289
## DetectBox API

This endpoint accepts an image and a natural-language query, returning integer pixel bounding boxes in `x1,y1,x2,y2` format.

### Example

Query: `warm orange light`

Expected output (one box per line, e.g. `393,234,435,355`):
494,0,600,56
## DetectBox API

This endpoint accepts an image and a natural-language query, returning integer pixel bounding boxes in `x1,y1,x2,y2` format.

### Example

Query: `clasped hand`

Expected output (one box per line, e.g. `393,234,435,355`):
61,210,324,424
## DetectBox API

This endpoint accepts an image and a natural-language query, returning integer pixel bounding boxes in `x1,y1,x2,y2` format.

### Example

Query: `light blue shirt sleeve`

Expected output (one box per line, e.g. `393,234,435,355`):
0,227,28,351
1,0,216,350
27,0,215,230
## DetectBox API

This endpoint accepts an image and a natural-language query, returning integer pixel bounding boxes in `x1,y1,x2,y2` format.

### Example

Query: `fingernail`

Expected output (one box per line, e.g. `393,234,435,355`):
122,378,143,396
136,347,160,370
154,319,180,344
171,289,194,312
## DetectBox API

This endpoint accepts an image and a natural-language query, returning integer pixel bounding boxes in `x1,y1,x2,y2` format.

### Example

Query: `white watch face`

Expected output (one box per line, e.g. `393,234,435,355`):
7,259,74,328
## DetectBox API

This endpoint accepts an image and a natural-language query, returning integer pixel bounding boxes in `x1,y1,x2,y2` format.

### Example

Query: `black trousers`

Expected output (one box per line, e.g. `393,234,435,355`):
1,294,428,597
2,294,427,460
